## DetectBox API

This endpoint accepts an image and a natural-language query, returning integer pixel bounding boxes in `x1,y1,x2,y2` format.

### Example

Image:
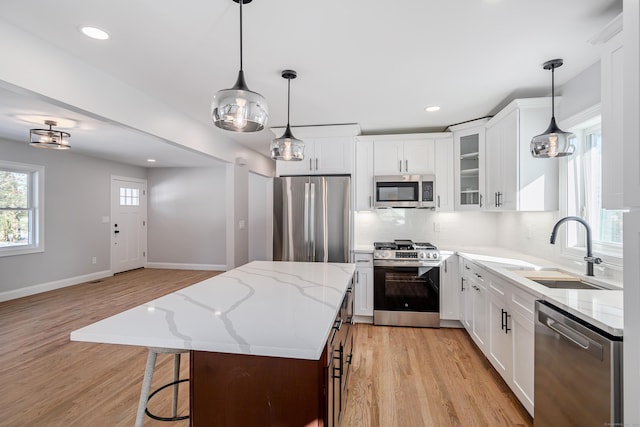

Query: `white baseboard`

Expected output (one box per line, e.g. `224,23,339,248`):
353,315,374,324
146,262,227,271
0,270,113,302
440,319,464,328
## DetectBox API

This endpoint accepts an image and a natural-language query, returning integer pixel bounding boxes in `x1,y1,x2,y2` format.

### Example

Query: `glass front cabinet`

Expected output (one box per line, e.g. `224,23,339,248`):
451,118,488,211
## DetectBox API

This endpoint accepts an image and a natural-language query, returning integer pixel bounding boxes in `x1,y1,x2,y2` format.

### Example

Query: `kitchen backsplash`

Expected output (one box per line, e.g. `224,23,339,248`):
354,210,498,248
354,209,622,282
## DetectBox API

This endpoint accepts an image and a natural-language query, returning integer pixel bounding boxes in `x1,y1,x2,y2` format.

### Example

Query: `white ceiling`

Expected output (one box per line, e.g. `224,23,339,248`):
0,0,622,165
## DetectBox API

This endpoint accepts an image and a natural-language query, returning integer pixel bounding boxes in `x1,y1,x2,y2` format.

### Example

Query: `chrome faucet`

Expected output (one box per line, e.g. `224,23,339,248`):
549,216,602,276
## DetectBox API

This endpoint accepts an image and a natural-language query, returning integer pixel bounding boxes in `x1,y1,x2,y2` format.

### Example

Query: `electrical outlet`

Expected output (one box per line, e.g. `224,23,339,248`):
238,220,246,230
92,256,97,264
433,222,441,232
526,225,533,239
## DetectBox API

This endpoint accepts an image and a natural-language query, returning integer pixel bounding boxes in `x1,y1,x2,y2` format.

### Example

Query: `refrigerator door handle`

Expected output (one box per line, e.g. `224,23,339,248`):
309,182,316,261
304,182,310,260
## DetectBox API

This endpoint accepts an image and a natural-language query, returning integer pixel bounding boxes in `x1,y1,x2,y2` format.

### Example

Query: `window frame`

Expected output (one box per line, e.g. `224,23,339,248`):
558,104,623,268
0,160,45,257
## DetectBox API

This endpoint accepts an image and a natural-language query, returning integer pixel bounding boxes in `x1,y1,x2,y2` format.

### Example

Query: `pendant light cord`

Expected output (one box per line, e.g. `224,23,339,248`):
550,66,555,119
239,0,243,71
287,79,291,125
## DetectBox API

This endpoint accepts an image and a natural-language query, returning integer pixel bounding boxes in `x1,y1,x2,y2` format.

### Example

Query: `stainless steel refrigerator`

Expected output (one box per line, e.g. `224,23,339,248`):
273,175,350,263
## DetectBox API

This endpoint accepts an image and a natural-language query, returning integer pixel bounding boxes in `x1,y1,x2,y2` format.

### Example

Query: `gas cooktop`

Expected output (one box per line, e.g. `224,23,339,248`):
373,240,438,251
372,239,440,264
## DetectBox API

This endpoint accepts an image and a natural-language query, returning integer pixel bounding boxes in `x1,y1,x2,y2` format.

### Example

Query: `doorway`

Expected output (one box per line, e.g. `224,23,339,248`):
110,176,147,274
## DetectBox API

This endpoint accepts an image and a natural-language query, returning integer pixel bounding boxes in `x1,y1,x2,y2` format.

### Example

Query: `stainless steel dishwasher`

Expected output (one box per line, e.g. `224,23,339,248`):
534,301,622,426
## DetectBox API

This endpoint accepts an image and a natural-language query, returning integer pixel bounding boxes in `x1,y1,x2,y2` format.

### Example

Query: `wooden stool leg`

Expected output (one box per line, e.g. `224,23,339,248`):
135,349,157,427
172,353,181,417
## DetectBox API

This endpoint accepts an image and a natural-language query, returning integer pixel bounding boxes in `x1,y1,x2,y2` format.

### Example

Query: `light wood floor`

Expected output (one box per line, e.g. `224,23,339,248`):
0,268,220,427
340,325,533,427
0,268,532,427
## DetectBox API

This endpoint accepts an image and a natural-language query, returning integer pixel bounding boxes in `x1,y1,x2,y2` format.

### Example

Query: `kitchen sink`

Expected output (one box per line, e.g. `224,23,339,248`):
503,266,611,290
530,279,605,290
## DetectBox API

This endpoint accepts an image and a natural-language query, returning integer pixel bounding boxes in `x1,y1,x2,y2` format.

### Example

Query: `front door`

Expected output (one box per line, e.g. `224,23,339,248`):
110,176,147,274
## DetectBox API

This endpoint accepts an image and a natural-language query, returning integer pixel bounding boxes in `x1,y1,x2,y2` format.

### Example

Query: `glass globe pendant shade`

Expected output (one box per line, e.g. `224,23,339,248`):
211,70,269,132
530,117,575,158
29,120,71,150
531,58,574,158
270,125,304,161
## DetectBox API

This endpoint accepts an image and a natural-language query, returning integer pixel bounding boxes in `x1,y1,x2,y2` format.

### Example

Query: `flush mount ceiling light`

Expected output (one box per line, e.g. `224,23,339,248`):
29,120,71,150
531,59,575,158
425,105,440,112
80,26,110,40
211,0,268,132
270,70,304,161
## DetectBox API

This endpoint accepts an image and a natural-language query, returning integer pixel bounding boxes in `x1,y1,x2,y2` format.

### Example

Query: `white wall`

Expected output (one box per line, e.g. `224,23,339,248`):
558,61,601,123
248,172,272,262
354,210,498,248
0,138,146,299
147,166,227,269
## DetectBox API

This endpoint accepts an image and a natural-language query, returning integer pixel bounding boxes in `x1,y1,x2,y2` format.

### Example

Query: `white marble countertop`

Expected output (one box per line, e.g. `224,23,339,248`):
453,248,623,337
70,261,356,360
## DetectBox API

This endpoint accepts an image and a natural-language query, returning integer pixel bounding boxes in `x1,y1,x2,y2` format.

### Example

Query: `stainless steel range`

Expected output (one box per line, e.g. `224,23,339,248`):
373,240,441,328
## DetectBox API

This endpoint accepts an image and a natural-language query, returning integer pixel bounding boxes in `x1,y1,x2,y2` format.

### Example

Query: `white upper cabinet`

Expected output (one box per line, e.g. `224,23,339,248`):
372,136,440,175
452,119,488,211
274,125,360,176
484,98,559,211
355,138,375,211
600,21,624,209
434,138,454,211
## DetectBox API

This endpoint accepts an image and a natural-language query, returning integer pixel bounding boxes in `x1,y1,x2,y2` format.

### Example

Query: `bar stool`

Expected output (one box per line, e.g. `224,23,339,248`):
135,347,189,427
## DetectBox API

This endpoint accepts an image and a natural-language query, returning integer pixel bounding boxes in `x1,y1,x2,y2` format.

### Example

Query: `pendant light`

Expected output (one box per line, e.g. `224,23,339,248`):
530,59,575,158
211,0,268,132
29,120,71,150
270,70,304,161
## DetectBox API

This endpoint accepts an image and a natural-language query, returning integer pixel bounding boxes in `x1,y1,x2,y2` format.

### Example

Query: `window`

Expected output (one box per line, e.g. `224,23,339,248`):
0,161,44,257
563,115,623,263
120,187,140,206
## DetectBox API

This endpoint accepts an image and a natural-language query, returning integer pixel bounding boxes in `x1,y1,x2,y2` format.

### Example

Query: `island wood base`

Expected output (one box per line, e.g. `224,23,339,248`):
190,348,329,426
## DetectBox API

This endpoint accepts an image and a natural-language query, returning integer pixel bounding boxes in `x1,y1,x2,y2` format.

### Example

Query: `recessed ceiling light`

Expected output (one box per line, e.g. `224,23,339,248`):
425,106,441,112
147,159,156,163
80,26,109,40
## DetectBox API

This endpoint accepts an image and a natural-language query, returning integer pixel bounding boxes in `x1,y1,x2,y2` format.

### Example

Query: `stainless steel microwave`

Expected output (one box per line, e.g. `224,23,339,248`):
373,175,436,208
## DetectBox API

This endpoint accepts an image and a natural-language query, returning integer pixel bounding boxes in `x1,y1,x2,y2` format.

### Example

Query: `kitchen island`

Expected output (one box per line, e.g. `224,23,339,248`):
71,261,356,426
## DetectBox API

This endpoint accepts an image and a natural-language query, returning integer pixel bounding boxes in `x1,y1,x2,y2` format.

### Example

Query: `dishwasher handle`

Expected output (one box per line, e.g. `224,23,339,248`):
538,310,604,361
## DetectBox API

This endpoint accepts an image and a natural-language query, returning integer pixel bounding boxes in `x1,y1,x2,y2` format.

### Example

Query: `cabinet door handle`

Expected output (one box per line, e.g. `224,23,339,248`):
405,160,408,172
437,195,441,208
465,264,470,270
498,192,503,207
399,160,402,172
474,272,482,279
444,260,447,273
461,277,465,291
369,195,372,208
479,193,483,208
501,309,511,333
356,271,359,283
309,158,313,171
315,158,318,170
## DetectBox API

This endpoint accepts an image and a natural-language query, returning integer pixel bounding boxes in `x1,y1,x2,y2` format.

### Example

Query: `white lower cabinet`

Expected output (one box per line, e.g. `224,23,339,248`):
354,253,374,317
461,259,488,351
460,257,535,416
440,254,460,320
488,280,512,379
509,287,535,415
